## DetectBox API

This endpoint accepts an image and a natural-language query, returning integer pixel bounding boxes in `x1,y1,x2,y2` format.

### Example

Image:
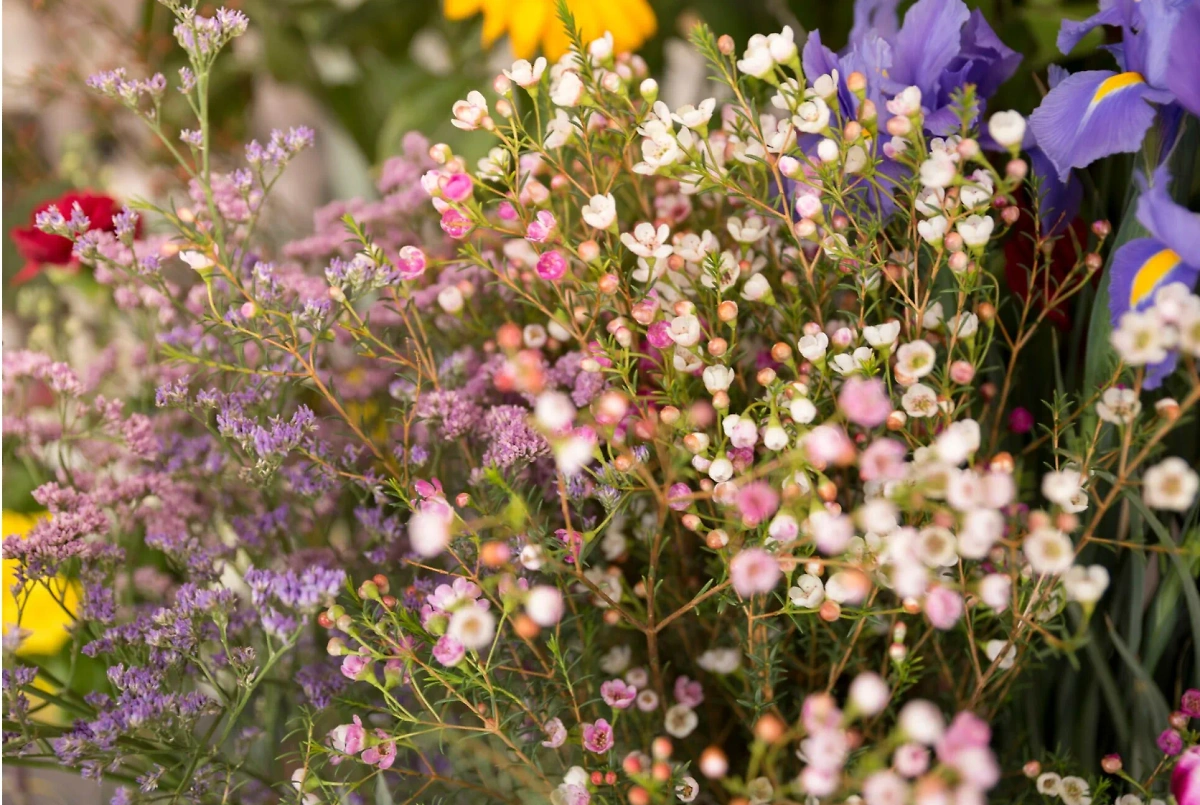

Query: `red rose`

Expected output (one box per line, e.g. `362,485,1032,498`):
9,191,124,285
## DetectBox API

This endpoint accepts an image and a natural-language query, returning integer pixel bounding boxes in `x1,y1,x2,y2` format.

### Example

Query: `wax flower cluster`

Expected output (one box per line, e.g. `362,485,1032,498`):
4,1,1200,804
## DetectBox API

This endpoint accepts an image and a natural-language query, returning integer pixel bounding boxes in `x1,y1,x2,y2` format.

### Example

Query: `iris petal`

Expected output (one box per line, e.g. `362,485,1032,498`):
1168,1,1200,117
1137,166,1200,267
1108,238,1198,325
1028,69,1158,181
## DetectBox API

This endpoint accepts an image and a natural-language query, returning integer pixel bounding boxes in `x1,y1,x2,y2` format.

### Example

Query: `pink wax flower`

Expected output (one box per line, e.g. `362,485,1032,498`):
859,438,908,482
729,548,781,597
328,715,367,763
361,730,397,769
1172,746,1200,805
924,586,964,630
601,678,638,709
542,717,567,748
646,321,674,349
935,711,990,764
839,376,893,428
1009,407,1033,434
582,718,614,753
340,654,372,681
396,245,427,280
497,200,518,220
667,483,692,511
526,210,557,242
536,249,567,281
432,635,465,667
442,172,474,202
804,424,855,466
440,208,473,239
674,675,704,708
736,481,780,526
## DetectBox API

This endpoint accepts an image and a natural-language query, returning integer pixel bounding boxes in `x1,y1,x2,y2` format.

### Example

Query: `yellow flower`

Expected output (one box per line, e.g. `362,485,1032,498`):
444,0,657,60
3,510,79,656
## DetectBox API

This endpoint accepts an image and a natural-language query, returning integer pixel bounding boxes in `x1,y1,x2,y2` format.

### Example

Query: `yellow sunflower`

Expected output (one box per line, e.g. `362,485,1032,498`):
3,510,79,656
444,0,657,60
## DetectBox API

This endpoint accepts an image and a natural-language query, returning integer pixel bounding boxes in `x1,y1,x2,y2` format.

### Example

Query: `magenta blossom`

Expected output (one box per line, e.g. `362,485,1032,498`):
536,249,568,281
526,210,557,242
601,678,638,709
729,548,781,597
1172,746,1200,805
442,172,474,202
497,200,518,220
839,376,893,428
440,208,473,239
396,245,427,280
924,586,964,630
1160,728,1185,756
646,321,674,349
582,718,614,753
1182,688,1200,718
674,675,704,708
1009,407,1034,434
328,716,367,763
736,481,780,526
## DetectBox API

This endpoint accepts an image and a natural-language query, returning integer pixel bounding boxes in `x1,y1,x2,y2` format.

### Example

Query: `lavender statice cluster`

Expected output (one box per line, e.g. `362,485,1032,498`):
5,0,1200,804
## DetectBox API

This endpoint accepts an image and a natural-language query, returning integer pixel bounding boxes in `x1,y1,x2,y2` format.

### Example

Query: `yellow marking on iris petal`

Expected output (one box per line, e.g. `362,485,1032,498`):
1131,248,1182,306
1091,71,1146,106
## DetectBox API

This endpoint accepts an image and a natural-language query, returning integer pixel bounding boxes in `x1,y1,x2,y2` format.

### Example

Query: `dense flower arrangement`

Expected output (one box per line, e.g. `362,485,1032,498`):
4,1,1200,804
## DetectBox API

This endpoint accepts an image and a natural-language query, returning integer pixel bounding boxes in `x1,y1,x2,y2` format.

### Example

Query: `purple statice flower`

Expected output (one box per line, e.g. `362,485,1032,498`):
244,565,345,614
296,660,350,709
1029,0,1195,180
1107,166,1200,388
480,405,549,469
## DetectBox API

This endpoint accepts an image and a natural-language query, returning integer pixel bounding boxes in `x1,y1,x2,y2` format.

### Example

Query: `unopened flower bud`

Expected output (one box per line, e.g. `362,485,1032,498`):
887,410,907,430
1101,754,1123,774
708,337,728,357
628,786,651,805
717,300,739,323
755,713,787,743
699,746,728,778
481,541,511,567
956,138,979,160
756,367,777,386
887,115,912,137
819,600,842,621
859,98,877,122
514,613,540,640
1091,219,1111,238
717,35,735,55
660,405,681,425
1023,761,1042,778
652,736,673,759
579,239,600,262
771,342,793,362
1156,397,1181,421
598,273,619,294
705,529,729,549
846,71,867,94
1006,158,1028,180
1001,206,1021,225
1085,253,1103,271
640,78,658,101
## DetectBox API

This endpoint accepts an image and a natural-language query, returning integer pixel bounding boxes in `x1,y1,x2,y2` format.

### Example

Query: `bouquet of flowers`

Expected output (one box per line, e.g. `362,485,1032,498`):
4,1,1200,804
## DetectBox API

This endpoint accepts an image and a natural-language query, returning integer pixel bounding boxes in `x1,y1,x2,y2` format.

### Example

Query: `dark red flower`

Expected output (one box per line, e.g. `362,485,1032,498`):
1003,195,1089,331
9,191,124,285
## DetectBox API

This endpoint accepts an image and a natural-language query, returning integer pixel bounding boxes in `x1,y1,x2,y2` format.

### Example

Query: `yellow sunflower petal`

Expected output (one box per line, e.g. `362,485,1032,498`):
607,0,656,53
480,0,512,47
3,510,79,657
507,0,553,59
443,0,485,21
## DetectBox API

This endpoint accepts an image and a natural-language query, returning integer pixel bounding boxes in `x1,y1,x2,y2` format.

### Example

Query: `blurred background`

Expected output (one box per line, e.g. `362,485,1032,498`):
3,0,1197,801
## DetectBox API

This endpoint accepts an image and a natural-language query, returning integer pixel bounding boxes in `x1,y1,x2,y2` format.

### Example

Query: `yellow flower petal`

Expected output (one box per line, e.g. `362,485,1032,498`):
506,0,554,59
443,0,485,20
3,510,79,657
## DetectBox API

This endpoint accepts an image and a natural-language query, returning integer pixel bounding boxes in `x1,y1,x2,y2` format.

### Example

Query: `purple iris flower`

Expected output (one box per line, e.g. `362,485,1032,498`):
801,0,1020,134
1108,165,1200,386
789,0,1019,218
1028,0,1195,182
